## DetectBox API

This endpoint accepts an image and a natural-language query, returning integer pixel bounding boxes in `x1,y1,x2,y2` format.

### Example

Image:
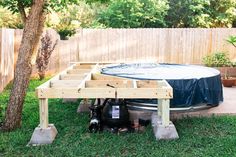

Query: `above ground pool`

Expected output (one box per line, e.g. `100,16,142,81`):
101,63,223,108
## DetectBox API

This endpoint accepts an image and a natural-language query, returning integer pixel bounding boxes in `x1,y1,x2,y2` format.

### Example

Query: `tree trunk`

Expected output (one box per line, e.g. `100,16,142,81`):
1,0,46,131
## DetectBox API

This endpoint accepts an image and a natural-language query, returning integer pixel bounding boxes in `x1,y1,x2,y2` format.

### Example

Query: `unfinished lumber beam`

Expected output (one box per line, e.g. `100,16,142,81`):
92,73,127,80
133,80,137,88
39,98,48,129
77,63,99,89
37,88,114,98
85,80,132,88
60,74,86,80
137,80,158,88
116,88,172,98
37,88,173,99
36,64,76,89
50,80,82,88
158,99,170,126
73,65,94,69
157,80,172,88
67,69,92,74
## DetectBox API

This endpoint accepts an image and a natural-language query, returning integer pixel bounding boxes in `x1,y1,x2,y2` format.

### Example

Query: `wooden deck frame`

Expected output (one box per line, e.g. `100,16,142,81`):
36,62,173,129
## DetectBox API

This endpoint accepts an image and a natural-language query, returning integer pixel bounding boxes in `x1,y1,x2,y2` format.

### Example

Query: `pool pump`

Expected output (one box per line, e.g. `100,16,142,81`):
88,98,129,133
102,98,129,128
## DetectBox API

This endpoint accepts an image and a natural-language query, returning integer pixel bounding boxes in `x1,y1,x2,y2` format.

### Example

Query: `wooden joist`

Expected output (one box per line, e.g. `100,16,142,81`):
77,63,99,89
73,65,94,69
92,73,127,80
67,69,92,74
60,74,86,80
36,87,172,99
36,64,76,89
85,80,133,88
137,80,158,88
50,80,82,88
36,63,173,99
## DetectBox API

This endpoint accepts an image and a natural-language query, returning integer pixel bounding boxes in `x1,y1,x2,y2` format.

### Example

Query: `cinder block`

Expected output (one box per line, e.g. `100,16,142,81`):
28,124,58,146
152,113,179,140
62,98,78,103
77,99,93,113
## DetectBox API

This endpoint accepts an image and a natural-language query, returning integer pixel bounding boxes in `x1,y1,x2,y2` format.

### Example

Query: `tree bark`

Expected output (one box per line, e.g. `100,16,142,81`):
1,0,46,131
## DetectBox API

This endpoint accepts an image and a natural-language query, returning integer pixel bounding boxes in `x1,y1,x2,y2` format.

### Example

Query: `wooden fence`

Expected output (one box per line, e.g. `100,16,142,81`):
78,28,236,64
0,29,14,92
0,29,79,92
1,28,236,92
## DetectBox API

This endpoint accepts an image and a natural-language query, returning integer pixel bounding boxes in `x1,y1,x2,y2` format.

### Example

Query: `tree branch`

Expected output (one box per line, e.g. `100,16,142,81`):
17,0,27,24
231,43,236,48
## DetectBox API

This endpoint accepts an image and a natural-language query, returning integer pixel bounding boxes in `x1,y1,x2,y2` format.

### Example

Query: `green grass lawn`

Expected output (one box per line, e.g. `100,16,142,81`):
1,78,236,157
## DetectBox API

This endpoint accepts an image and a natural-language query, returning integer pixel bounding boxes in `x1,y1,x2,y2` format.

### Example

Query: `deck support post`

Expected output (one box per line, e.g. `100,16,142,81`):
28,98,57,145
40,98,49,129
158,99,170,126
152,98,179,140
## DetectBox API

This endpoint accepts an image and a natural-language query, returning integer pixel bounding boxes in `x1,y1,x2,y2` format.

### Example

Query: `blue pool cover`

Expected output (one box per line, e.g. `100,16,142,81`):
101,63,223,107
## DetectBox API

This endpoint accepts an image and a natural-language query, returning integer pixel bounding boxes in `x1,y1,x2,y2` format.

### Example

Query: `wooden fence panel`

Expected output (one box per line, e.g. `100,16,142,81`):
78,28,236,64
0,29,15,92
0,29,79,92
1,28,236,92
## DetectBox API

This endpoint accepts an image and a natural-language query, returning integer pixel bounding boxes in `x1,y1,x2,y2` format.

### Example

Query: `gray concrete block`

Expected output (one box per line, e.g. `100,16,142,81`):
151,113,161,127
62,98,78,103
77,99,93,113
152,113,179,140
28,124,58,146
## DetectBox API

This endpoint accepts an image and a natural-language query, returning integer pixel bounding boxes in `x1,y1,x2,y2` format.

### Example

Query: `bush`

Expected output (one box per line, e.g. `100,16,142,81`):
97,0,169,28
202,52,232,67
54,17,77,40
36,31,58,80
232,62,236,67
67,1,104,28
0,6,23,28
166,0,236,28
56,25,76,40
50,4,83,39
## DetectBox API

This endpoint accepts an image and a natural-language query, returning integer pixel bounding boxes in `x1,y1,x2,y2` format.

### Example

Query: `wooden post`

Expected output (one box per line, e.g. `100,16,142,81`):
157,99,162,117
39,98,48,129
158,99,170,126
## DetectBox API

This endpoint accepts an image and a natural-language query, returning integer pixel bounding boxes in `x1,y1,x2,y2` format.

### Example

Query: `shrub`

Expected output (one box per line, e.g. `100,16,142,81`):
56,25,76,40
46,2,106,29
52,10,78,40
232,62,236,67
97,0,169,28
0,6,23,28
36,31,58,80
202,52,232,67
166,0,236,28
68,1,104,28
